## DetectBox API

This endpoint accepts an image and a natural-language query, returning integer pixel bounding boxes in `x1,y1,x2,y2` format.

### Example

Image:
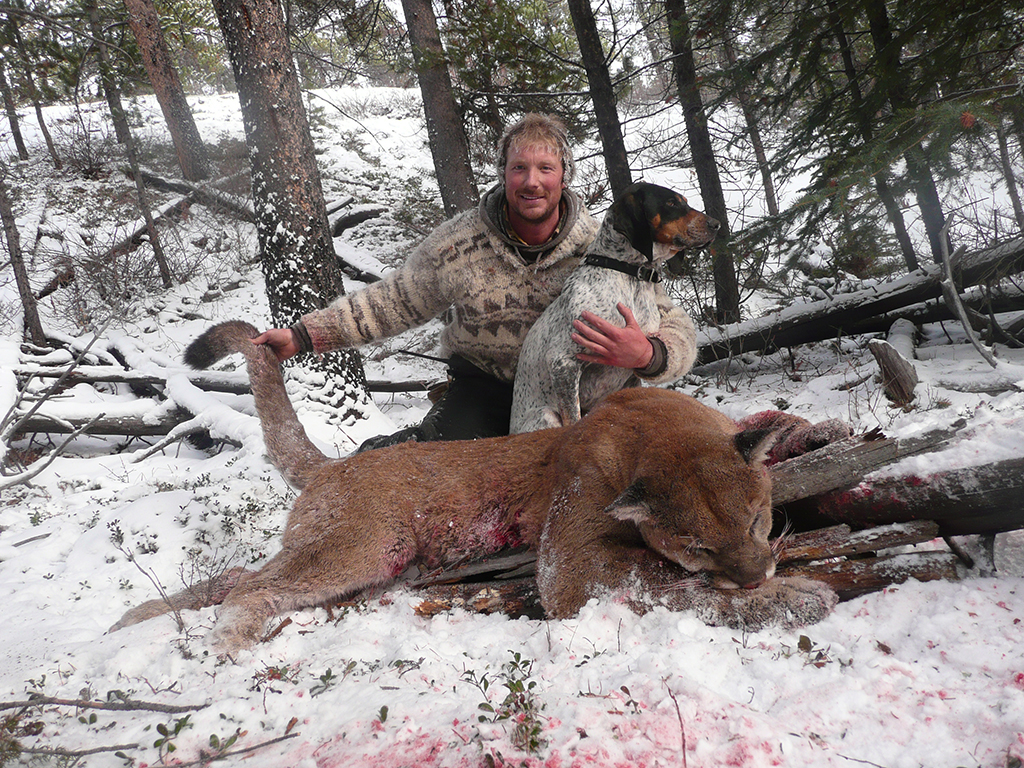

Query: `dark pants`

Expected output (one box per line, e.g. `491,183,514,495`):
356,355,514,452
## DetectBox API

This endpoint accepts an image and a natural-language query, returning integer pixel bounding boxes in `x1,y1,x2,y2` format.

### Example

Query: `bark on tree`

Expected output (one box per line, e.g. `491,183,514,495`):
400,0,477,217
826,0,917,271
996,115,1024,231
84,0,131,146
0,165,45,344
665,0,740,322
211,0,369,421
85,0,172,288
0,56,28,161
6,10,59,168
122,0,210,180
864,0,947,264
566,0,633,198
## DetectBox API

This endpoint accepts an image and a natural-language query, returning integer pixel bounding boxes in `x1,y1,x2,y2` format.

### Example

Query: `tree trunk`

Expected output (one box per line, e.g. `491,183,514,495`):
864,0,947,264
996,115,1024,230
84,0,132,146
122,0,211,181
6,10,60,169
0,165,45,344
665,0,740,322
85,0,172,288
211,0,369,422
566,0,632,198
720,32,777,217
400,0,477,217
634,0,671,95
826,0,917,271
0,57,28,161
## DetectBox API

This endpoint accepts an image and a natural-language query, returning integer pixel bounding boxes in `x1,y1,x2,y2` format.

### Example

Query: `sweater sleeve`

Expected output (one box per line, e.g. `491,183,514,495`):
641,286,697,384
298,224,458,354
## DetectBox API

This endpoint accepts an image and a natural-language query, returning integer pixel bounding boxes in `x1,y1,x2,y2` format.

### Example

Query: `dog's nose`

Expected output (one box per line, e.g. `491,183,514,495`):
706,217,721,231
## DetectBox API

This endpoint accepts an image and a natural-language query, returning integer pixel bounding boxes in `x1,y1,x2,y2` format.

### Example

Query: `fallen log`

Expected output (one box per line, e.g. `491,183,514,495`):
13,364,434,395
12,408,191,437
768,421,963,507
777,551,960,600
696,235,1024,363
812,456,1024,536
868,318,918,406
137,168,255,223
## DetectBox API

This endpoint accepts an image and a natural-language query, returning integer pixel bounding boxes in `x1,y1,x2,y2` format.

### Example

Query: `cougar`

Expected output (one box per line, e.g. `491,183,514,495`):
111,321,836,652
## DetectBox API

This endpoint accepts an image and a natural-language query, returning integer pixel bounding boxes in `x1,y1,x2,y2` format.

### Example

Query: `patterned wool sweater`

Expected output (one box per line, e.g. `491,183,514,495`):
299,184,697,385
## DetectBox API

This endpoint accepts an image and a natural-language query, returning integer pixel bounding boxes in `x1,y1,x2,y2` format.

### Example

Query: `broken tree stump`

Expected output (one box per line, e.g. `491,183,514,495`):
868,318,918,406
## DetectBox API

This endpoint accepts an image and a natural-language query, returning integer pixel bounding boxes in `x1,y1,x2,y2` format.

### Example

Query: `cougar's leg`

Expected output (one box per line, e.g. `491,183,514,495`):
211,516,417,653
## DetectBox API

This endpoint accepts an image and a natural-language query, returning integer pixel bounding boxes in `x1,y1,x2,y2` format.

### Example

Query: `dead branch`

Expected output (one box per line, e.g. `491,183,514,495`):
776,520,940,564
939,224,999,368
0,413,105,488
0,696,208,713
171,733,299,767
777,551,960,600
11,408,187,437
331,207,384,237
14,743,140,758
868,331,918,406
13,364,435,396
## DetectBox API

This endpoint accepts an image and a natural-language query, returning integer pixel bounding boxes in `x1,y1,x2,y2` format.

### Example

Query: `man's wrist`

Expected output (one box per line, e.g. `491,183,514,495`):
289,321,314,355
634,337,667,378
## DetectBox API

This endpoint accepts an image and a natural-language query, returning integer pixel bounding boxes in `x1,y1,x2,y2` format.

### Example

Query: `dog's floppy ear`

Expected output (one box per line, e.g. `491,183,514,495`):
612,183,655,261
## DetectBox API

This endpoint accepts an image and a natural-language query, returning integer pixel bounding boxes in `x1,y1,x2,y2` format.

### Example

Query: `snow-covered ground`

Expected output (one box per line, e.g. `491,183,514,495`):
1,89,1023,767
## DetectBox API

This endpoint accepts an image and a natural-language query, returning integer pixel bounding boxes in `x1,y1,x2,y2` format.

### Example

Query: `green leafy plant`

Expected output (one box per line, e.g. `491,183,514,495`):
310,668,337,697
153,714,192,760
463,651,547,755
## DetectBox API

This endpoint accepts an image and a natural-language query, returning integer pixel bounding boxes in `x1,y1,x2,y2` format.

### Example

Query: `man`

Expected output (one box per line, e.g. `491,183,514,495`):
254,114,697,450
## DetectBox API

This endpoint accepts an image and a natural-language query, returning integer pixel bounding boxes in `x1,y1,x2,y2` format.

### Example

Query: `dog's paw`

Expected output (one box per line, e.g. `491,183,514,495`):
692,577,837,631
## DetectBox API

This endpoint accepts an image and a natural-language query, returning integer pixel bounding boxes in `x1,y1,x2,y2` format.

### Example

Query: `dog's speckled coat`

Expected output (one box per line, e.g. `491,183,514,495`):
511,182,719,434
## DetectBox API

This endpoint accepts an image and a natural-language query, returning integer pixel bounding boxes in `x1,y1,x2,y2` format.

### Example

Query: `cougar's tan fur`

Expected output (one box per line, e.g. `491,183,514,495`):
112,321,836,652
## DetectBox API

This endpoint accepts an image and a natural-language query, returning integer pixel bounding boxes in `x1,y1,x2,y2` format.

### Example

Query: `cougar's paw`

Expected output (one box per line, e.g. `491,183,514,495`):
736,411,852,465
694,576,837,632
772,419,852,462
209,605,265,656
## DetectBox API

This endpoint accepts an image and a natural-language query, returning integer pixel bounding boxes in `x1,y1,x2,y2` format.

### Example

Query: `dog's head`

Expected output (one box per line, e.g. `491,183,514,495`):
613,181,720,262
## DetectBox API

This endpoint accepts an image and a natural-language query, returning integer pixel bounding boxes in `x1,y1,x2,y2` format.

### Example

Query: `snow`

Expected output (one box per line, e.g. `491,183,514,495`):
2,88,1023,768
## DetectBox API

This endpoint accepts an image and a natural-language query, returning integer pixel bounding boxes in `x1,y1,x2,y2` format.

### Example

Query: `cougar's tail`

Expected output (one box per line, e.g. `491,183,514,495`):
184,321,330,489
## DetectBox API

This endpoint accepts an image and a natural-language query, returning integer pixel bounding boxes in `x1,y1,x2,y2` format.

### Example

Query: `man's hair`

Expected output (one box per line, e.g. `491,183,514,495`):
497,113,576,186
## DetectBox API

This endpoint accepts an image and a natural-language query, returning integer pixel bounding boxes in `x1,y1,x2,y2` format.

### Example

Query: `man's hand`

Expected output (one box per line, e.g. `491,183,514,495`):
572,303,654,370
252,328,300,362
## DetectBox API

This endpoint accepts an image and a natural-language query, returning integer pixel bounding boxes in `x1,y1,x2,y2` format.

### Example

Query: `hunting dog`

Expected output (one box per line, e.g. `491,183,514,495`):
510,181,719,434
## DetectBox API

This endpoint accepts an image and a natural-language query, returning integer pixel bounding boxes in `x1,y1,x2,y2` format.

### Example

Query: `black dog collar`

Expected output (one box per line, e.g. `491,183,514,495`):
584,254,662,283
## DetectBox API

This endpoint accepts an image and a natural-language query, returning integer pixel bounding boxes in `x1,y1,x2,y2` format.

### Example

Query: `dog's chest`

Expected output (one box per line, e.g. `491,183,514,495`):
564,267,661,331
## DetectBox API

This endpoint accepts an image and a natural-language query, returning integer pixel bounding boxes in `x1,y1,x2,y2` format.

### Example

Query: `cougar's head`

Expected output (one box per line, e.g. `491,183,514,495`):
605,427,778,590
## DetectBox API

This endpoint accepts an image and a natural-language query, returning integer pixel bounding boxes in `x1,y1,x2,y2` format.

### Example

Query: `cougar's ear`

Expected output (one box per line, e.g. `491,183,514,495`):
605,480,653,524
734,427,779,466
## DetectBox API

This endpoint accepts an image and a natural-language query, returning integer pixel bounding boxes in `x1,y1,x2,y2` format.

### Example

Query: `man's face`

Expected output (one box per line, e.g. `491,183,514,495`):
504,144,564,237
